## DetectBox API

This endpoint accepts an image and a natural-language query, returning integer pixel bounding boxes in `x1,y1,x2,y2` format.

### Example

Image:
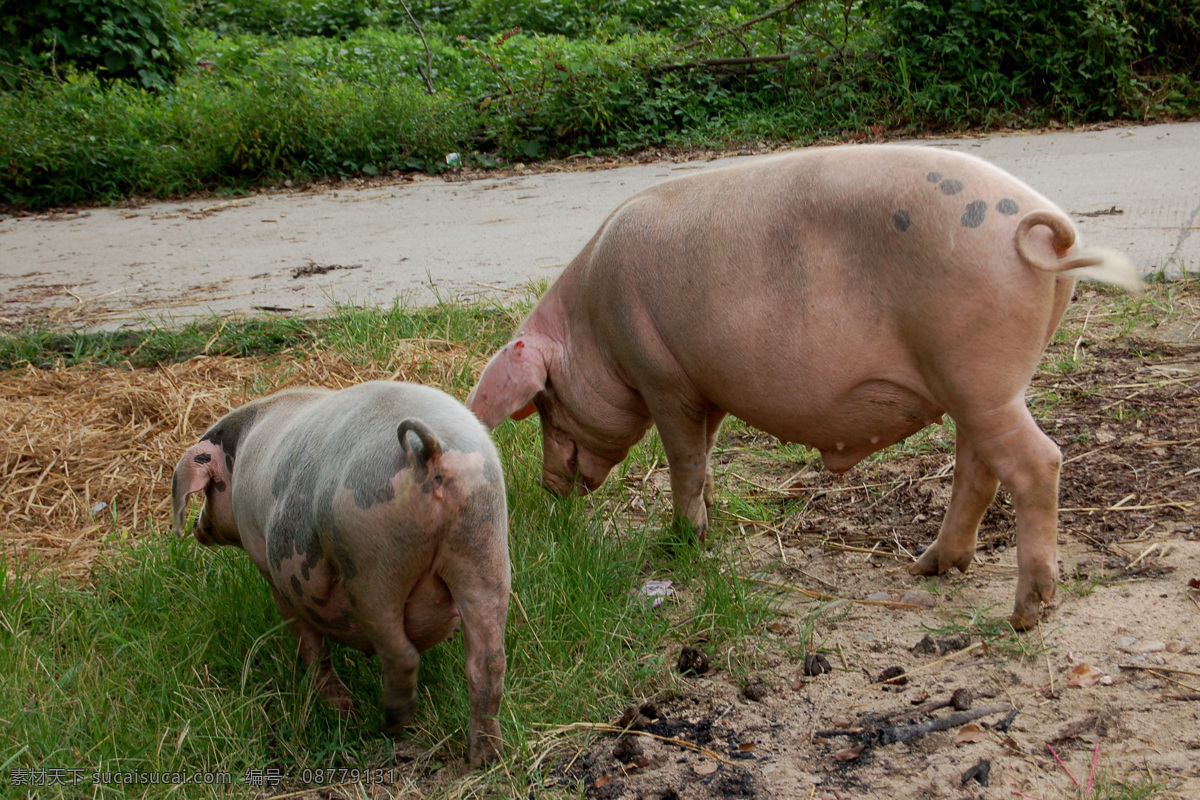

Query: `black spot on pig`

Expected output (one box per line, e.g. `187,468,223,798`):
201,405,259,475
267,449,324,572
939,178,964,195
290,575,303,598
997,198,1019,216
927,171,942,183
193,453,211,464
345,449,403,510
961,200,988,228
893,209,912,232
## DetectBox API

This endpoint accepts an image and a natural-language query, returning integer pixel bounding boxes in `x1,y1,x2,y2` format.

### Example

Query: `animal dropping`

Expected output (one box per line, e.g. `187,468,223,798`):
171,381,510,766
468,144,1140,630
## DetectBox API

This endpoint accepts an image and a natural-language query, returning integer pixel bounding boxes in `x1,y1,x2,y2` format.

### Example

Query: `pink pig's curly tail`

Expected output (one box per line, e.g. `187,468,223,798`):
1015,211,1142,293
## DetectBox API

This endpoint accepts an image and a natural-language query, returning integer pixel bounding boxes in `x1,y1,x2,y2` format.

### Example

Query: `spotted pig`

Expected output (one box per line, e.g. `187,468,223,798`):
467,144,1140,630
171,381,509,765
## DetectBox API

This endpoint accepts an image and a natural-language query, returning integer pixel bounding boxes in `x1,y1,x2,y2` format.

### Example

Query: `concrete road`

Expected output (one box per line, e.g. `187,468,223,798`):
2,121,1197,329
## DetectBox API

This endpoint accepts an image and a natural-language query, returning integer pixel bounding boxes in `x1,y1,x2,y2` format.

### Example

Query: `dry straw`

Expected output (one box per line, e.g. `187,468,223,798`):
2,339,478,580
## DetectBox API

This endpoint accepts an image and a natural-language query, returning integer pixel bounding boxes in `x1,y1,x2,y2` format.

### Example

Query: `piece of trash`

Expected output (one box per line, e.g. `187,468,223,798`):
593,774,613,788
90,502,107,514
634,579,674,607
445,152,462,168
693,760,719,776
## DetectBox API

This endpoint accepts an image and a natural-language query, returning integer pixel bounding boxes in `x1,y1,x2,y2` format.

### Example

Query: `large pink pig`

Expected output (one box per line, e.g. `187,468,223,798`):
468,144,1139,630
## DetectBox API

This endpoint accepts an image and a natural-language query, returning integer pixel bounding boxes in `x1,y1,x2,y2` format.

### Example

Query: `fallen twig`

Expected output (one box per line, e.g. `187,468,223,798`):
880,705,1010,745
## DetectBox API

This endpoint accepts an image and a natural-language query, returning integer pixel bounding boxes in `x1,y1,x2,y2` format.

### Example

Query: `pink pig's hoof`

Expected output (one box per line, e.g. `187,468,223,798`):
318,677,357,718
468,732,503,767
383,700,417,735
1009,565,1058,631
909,543,973,577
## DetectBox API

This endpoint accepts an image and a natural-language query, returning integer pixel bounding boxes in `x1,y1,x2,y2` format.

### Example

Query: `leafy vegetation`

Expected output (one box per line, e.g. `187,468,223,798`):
1,1,1198,204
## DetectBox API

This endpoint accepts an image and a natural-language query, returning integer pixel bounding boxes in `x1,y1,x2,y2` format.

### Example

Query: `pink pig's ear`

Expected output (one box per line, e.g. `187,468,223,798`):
170,443,222,537
468,333,556,429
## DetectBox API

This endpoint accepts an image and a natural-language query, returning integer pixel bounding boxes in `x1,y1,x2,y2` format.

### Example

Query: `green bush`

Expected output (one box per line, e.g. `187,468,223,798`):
0,0,189,90
0,57,473,207
866,0,1191,123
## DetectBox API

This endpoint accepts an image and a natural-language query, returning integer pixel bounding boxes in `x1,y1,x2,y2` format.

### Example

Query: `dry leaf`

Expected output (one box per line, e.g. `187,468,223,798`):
693,761,719,776
1065,663,1106,688
833,745,864,762
594,774,613,788
738,742,756,753
956,723,988,743
831,715,853,728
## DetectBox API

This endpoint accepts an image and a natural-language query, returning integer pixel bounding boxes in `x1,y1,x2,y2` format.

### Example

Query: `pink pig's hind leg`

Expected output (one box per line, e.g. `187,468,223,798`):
910,426,999,577
439,556,509,767
943,400,1062,630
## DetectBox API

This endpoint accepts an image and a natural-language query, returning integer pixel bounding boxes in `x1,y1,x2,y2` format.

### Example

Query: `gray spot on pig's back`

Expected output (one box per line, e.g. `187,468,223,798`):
345,449,403,509
893,210,911,232
938,178,964,196
997,198,1019,216
961,200,988,228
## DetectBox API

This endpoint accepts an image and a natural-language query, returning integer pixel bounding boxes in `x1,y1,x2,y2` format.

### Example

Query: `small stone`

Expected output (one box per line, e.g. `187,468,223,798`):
1166,640,1187,653
831,715,853,728
898,590,936,608
1116,636,1138,650
743,681,768,702
1128,640,1166,654
823,599,851,614
867,591,892,602
996,545,1007,553
856,631,875,642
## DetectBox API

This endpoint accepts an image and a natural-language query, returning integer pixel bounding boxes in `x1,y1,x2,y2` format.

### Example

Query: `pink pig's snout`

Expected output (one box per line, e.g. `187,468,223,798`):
540,433,618,496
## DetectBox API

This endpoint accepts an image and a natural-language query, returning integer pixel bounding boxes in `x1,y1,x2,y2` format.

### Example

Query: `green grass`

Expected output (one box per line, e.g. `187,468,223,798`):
0,302,776,798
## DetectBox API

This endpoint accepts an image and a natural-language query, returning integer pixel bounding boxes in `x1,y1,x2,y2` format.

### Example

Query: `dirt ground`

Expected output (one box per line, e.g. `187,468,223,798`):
3,282,1197,799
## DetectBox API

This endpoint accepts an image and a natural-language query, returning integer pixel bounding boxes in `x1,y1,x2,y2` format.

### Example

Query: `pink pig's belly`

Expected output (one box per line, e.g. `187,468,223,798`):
278,561,461,655
712,376,945,474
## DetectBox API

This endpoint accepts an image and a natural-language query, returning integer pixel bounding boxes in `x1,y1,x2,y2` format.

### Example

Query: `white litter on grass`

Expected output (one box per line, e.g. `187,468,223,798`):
90,502,108,515
634,579,674,608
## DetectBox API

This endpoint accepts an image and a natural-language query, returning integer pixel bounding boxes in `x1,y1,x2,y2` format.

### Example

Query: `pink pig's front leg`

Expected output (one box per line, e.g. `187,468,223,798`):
652,398,722,541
